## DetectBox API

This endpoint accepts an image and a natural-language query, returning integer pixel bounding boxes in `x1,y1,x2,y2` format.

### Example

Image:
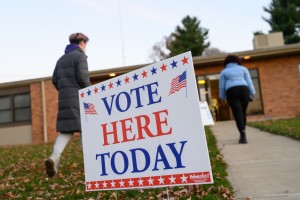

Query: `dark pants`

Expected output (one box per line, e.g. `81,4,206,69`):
226,86,250,134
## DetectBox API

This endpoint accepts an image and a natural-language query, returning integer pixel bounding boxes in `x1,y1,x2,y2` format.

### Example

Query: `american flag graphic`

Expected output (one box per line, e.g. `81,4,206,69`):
169,71,187,95
84,102,97,115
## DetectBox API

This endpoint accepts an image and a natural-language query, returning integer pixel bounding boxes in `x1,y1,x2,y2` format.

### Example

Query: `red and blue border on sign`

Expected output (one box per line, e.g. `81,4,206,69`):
86,171,211,191
80,56,190,99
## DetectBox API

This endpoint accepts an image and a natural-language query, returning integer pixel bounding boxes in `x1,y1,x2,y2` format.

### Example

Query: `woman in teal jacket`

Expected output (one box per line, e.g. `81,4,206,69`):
219,55,255,144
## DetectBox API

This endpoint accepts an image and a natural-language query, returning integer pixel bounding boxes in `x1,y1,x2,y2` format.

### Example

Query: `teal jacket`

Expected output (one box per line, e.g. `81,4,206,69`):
219,62,256,100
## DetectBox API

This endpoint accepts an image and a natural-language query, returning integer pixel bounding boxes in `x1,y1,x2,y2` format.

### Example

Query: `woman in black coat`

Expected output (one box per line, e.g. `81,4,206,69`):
45,33,91,177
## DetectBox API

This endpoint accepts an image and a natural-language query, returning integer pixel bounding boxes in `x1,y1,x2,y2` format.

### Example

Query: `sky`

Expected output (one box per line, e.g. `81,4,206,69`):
0,0,272,84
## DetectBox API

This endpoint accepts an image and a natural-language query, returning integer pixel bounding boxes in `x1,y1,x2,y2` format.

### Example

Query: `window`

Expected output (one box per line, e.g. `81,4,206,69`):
247,69,263,115
0,91,31,125
0,96,12,124
298,64,300,79
14,93,31,122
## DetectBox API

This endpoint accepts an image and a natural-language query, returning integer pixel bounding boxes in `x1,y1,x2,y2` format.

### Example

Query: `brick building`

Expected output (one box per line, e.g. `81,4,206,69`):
0,43,299,146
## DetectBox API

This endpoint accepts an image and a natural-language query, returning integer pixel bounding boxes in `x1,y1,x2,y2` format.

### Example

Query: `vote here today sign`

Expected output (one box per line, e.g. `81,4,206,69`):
79,52,213,191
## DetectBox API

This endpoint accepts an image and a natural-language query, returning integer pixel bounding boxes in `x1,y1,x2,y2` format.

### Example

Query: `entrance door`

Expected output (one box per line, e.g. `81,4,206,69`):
197,75,232,121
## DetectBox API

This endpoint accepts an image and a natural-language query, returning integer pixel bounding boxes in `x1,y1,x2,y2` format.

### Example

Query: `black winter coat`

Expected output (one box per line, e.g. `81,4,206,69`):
52,48,91,132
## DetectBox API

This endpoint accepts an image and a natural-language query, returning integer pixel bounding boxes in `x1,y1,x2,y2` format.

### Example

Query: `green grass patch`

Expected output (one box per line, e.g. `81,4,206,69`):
0,127,233,199
248,117,300,141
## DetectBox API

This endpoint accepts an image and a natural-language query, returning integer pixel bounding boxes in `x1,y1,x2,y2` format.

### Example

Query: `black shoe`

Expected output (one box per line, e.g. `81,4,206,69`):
239,132,248,144
45,159,56,177
239,138,248,144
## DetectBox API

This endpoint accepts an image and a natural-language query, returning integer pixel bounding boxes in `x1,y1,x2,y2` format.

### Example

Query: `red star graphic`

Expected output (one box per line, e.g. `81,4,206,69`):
141,70,147,78
80,92,85,98
124,76,130,84
160,64,167,72
181,56,188,65
108,82,114,89
94,87,98,93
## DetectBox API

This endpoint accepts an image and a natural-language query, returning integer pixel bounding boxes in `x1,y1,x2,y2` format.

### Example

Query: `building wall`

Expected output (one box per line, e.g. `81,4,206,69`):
254,56,300,118
45,80,59,142
0,125,32,145
30,80,59,144
30,82,44,144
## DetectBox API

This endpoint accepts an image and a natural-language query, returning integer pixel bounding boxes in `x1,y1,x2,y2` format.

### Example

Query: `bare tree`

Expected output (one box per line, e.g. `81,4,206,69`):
149,36,171,62
202,47,226,57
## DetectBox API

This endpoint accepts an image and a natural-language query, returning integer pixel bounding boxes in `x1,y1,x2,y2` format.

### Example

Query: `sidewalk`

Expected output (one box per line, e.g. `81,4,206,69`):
210,121,300,200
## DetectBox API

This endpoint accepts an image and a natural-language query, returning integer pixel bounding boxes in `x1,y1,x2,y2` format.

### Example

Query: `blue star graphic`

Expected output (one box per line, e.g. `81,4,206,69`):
151,67,157,75
133,73,139,81
116,79,121,86
171,60,178,68
87,90,91,96
101,84,106,91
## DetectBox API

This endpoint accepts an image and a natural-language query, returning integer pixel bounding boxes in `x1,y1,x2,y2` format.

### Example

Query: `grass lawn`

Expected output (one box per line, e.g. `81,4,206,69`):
0,127,233,199
248,117,300,141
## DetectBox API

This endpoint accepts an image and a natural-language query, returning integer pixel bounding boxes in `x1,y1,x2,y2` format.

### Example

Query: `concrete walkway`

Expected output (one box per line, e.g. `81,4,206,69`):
210,121,300,200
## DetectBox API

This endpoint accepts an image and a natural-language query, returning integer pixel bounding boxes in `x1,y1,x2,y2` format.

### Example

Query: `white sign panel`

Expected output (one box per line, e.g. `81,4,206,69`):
199,101,215,126
79,52,213,191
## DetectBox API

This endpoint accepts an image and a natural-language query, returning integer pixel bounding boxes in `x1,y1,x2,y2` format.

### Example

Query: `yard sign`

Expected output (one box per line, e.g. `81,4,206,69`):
199,101,215,126
79,52,213,192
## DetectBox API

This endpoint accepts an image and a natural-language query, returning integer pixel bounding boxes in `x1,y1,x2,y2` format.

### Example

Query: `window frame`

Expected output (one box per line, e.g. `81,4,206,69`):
0,87,31,127
247,68,264,115
0,95,12,124
298,64,300,80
